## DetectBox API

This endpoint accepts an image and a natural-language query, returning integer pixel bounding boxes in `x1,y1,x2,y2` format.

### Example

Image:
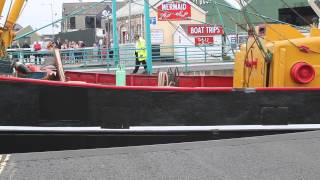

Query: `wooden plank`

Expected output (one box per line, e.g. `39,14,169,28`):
53,49,66,82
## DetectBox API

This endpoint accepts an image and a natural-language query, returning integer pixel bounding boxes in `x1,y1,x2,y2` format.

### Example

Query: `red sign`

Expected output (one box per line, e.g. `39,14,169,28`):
187,25,224,36
195,37,214,46
157,1,191,21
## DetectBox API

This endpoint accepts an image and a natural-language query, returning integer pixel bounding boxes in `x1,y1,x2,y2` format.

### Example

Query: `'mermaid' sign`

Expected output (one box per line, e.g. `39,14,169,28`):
157,1,191,21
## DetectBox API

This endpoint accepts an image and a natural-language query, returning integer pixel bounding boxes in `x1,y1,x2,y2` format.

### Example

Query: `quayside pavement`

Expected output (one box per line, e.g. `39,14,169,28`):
1,130,320,180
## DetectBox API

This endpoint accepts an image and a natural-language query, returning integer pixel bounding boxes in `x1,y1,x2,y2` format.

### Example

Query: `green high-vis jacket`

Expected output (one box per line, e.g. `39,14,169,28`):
135,38,147,62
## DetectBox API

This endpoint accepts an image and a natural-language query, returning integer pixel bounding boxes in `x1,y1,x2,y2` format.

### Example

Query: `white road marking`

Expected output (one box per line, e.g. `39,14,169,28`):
0,154,10,175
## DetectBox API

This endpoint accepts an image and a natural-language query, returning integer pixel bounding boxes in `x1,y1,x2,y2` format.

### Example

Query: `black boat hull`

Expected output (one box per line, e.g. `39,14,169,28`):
0,77,320,128
0,127,310,153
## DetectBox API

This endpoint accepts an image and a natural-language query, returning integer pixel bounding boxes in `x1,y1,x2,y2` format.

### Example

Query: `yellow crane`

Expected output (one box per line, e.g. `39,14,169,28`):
0,0,26,58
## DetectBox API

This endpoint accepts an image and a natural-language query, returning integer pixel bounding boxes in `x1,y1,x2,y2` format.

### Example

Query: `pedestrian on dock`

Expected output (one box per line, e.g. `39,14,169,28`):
11,41,20,59
47,41,54,50
109,39,114,61
22,40,31,63
132,34,147,74
33,41,42,65
55,38,62,49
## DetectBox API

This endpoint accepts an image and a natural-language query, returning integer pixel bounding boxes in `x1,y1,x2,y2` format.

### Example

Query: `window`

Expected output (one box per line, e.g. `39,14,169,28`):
136,24,141,36
70,17,76,29
105,22,110,32
96,17,102,28
85,16,95,28
316,0,320,8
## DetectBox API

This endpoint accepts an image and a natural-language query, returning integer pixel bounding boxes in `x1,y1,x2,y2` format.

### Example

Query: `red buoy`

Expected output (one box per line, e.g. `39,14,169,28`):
291,62,315,84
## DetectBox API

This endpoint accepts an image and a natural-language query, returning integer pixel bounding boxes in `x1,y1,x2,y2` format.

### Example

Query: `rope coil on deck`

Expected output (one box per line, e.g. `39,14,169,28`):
158,72,169,86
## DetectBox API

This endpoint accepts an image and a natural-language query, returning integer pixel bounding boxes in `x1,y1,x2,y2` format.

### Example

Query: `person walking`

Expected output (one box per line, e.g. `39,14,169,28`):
55,38,62,49
11,41,20,59
132,34,147,74
22,40,31,63
109,39,114,61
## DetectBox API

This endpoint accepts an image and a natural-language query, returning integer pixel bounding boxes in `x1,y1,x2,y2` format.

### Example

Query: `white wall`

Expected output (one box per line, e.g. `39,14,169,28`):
173,27,223,62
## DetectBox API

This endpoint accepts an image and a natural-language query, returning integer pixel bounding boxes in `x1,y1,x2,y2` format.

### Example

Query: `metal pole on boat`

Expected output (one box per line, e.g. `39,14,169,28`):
112,0,119,66
144,0,153,74
129,0,132,43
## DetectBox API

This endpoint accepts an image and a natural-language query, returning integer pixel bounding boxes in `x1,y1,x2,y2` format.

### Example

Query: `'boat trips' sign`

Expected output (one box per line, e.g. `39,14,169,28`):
195,37,214,46
187,25,224,36
157,1,191,21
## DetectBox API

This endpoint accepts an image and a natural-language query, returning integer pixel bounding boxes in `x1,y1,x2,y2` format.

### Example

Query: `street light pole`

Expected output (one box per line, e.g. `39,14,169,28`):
129,0,131,43
144,0,153,74
112,0,119,65
50,1,54,41
41,2,55,41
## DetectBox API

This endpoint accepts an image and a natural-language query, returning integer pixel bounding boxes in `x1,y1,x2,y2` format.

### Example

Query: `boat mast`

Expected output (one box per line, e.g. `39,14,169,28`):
0,0,26,58
0,1,5,16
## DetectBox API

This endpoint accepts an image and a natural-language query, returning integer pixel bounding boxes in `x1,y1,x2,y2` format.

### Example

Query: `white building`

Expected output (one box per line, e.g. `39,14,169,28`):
173,24,223,62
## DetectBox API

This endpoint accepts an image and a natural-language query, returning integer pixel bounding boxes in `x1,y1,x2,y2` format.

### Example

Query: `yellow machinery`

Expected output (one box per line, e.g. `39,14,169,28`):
0,0,26,58
233,24,320,88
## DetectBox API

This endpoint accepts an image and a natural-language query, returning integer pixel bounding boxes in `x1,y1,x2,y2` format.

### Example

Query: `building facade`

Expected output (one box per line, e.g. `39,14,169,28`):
59,2,125,46
16,25,41,46
173,24,224,62
61,2,125,33
115,0,207,46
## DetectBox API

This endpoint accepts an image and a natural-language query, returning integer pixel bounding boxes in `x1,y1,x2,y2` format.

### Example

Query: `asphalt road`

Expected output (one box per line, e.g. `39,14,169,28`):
1,131,320,180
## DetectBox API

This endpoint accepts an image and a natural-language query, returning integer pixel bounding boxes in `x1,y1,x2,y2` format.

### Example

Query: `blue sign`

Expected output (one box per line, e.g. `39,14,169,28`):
150,17,157,25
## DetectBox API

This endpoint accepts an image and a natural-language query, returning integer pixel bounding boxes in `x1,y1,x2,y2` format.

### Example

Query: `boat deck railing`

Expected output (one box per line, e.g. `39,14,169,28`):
7,44,236,72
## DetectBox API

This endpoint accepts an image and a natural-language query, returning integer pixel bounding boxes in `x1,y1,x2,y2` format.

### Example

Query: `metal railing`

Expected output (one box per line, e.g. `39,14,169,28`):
7,44,236,72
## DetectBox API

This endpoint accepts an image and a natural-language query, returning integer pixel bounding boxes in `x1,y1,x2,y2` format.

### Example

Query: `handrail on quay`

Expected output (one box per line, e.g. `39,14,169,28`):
7,44,236,72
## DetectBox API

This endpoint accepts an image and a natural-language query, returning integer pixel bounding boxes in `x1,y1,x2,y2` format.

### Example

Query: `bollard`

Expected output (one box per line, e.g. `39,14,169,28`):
116,64,126,86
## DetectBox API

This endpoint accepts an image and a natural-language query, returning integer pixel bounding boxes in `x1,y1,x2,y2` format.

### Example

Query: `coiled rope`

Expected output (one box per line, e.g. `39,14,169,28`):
158,72,168,86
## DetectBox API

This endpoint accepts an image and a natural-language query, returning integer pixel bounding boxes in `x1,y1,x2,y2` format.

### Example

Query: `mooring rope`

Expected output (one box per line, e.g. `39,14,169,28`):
158,72,168,86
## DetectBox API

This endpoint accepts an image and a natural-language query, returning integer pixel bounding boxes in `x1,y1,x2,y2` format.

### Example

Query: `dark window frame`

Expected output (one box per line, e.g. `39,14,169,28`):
96,16,102,28
69,17,76,29
85,16,96,28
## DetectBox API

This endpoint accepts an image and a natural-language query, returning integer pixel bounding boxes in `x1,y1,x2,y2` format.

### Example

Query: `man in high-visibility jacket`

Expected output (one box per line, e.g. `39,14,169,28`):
132,34,147,74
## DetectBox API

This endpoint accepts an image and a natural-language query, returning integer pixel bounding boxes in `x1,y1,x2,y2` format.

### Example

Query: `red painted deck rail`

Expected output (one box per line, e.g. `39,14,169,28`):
65,71,233,87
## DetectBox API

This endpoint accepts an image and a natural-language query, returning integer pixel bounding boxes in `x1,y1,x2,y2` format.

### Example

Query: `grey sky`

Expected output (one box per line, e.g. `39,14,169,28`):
1,0,102,34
